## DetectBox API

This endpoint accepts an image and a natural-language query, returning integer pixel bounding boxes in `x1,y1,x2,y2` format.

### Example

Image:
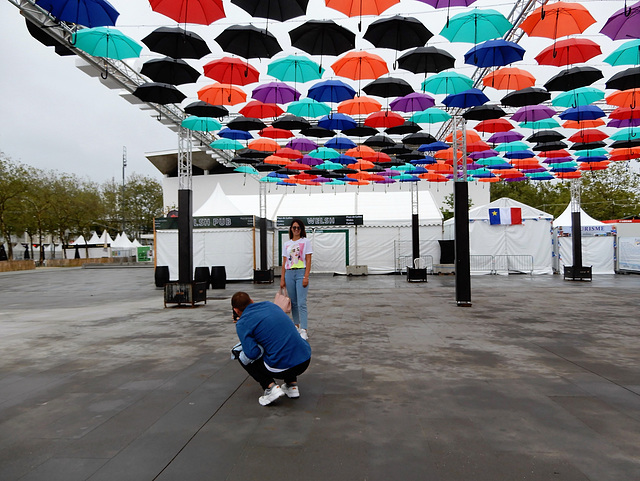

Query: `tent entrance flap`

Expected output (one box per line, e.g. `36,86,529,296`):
278,229,349,275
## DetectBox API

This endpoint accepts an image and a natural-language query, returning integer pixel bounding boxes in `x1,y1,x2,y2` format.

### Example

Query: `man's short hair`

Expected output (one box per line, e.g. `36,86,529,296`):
231,291,252,312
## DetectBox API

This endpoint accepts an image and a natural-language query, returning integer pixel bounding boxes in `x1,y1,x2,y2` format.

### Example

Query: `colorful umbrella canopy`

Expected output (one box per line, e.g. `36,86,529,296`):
463,105,506,120
239,100,284,118
331,51,388,80
464,39,525,67
600,0,640,40
259,126,294,139
203,57,259,85
442,88,489,108
534,38,602,67
552,87,605,107
482,67,535,90
252,81,300,104
230,0,308,21
268,55,324,83
389,92,435,112
141,26,210,59
337,96,382,115
210,138,243,150
36,0,119,27
511,105,556,123
410,108,451,123
197,82,247,105
439,9,512,44
364,111,405,128
218,128,253,140
215,25,282,59
396,46,456,75
227,116,267,131
604,40,640,67
309,79,357,102
519,1,596,39
287,98,331,117
421,71,473,94
73,27,142,60
475,118,514,132
181,116,222,131
149,0,225,25
318,113,357,130
606,88,640,108
272,115,310,130
141,57,200,85
325,0,399,17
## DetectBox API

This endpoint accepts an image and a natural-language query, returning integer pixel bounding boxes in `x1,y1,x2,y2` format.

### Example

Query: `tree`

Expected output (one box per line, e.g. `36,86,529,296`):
441,193,473,221
122,173,163,237
0,153,29,259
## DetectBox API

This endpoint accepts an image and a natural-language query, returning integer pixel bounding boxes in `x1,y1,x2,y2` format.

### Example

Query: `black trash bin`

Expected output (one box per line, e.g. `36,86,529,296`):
194,266,210,287
155,266,170,287
210,266,227,289
438,240,455,264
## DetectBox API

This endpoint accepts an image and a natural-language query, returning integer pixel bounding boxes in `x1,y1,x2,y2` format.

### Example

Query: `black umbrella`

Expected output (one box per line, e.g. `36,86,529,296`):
26,18,74,56
300,126,336,138
606,67,640,91
233,156,262,165
364,16,433,51
343,125,378,137
272,115,310,130
237,148,271,159
402,132,437,146
571,141,608,151
231,0,308,21
305,167,328,176
397,46,456,74
335,167,359,175
255,162,281,172
382,144,412,155
501,87,551,107
141,57,200,85
386,121,422,135
289,20,356,57
277,167,301,175
398,150,427,161
215,25,282,59
141,27,211,59
544,66,603,92
133,82,186,104
363,77,414,98
610,139,640,149
533,141,568,152
184,101,228,118
527,130,565,143
227,116,267,131
462,105,506,121
364,134,396,147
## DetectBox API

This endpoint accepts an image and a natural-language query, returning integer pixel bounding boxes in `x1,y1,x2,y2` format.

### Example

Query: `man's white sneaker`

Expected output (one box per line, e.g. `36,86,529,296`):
258,385,285,406
282,383,300,398
299,328,308,340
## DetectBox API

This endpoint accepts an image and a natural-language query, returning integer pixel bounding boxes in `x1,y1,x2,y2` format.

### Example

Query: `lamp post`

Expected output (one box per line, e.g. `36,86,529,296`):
122,146,127,233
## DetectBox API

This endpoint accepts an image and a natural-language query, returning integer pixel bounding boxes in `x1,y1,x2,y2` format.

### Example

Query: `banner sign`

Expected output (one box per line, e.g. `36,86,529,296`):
276,215,363,227
155,216,255,230
559,225,615,236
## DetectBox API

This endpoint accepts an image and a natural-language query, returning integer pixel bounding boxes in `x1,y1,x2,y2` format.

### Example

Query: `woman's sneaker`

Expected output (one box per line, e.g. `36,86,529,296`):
299,328,308,340
259,385,285,406
282,383,300,398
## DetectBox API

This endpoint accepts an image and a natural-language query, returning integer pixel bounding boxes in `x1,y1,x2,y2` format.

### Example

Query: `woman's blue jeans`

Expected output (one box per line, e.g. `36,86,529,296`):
285,269,308,329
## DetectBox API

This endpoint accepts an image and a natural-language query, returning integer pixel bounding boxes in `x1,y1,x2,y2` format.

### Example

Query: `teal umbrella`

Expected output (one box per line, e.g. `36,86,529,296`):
573,148,609,158
609,127,640,140
287,98,331,117
315,160,343,169
519,118,560,129
234,165,259,174
527,172,555,180
210,138,243,150
421,72,473,95
439,9,513,44
603,40,640,67
410,107,451,123
268,55,324,83
309,147,340,160
73,26,142,60
259,176,281,182
181,116,222,131
552,87,605,107
495,141,529,152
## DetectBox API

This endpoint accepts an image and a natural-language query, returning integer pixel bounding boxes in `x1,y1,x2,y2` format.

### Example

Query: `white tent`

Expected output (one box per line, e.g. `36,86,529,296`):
553,205,615,275
444,197,554,275
111,232,134,248
70,235,86,245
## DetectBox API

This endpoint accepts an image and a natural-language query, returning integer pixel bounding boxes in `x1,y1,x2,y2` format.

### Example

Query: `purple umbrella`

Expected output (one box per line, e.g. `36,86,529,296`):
600,0,640,40
286,138,318,151
487,131,524,143
469,149,499,159
389,92,435,112
418,0,477,6
252,81,300,104
511,105,556,123
298,155,323,166
607,117,640,128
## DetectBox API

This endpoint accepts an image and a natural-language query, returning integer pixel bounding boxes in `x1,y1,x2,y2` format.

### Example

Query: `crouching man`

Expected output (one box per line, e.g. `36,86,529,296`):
231,291,311,406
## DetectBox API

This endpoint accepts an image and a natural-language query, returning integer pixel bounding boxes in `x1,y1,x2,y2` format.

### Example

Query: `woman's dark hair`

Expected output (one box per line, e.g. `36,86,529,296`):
288,218,307,239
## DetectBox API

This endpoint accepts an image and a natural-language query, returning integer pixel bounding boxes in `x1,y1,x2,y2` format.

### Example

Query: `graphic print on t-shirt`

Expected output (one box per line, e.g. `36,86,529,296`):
285,240,305,269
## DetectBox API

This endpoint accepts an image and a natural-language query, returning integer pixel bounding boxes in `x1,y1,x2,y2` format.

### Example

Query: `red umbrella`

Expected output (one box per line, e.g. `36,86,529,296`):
568,129,608,143
149,0,225,25
275,147,303,159
610,107,640,120
562,119,605,129
325,0,399,17
475,118,514,133
580,161,610,171
203,57,259,85
534,38,602,67
239,100,284,118
364,111,405,129
259,126,294,139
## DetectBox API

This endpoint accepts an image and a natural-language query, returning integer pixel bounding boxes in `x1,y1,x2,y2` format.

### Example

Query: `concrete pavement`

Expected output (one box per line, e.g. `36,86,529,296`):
1,266,639,481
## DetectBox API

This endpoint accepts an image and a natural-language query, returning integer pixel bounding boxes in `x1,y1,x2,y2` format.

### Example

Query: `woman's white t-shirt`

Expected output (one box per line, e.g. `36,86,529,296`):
283,237,313,270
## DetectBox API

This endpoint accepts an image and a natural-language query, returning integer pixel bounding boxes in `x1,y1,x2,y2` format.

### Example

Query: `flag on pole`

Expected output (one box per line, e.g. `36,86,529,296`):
489,207,522,225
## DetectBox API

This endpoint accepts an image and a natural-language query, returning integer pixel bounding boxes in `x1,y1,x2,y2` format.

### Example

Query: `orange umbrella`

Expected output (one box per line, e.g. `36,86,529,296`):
349,160,375,170
555,171,582,179
606,88,640,108
249,138,280,152
562,118,605,129
325,0,399,17
259,126,294,139
363,152,392,162
197,82,246,106
275,147,303,159
239,100,284,119
338,96,382,115
418,172,449,182
475,118,514,133
331,51,389,80
579,161,610,171
482,67,536,91
364,111,405,129
519,1,596,39
446,129,481,143
427,163,453,174
510,159,542,169
539,149,571,158
348,180,370,186
263,155,290,165
478,177,500,183
434,148,464,161
346,145,376,158
609,147,640,161
496,168,526,178
568,129,608,143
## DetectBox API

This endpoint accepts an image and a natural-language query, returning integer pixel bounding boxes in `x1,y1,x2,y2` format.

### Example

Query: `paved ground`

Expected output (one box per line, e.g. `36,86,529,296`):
0,266,639,481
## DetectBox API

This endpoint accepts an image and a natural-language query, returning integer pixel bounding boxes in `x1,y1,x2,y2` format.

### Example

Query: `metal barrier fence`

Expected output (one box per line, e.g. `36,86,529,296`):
396,255,434,274
470,255,534,275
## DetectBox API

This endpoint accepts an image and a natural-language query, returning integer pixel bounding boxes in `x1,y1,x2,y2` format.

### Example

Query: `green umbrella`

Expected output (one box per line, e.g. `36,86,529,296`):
287,98,331,117
73,27,142,60
260,176,281,183
609,127,640,141
181,116,222,131
309,147,340,160
476,156,510,167
603,40,640,67
519,118,560,129
495,141,529,152
552,87,605,107
315,160,343,169
421,72,473,95
395,163,418,172
210,138,243,150
439,9,513,44
326,179,346,185
268,55,324,83
234,165,259,174
410,107,451,123
574,148,609,158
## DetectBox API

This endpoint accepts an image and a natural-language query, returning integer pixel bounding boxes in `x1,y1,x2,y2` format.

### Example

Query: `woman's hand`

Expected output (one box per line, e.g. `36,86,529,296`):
280,278,286,289
302,276,309,288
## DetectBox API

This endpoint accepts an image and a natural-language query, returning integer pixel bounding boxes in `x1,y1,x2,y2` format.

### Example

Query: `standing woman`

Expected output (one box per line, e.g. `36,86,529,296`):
281,219,313,340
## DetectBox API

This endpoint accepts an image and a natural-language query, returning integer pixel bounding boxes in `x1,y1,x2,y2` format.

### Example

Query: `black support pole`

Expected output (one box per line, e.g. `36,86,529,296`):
412,213,420,262
259,216,268,271
454,181,472,306
178,189,193,283
571,211,583,268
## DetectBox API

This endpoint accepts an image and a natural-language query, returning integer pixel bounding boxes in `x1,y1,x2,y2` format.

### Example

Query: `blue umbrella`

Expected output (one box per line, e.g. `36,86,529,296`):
503,150,536,159
442,88,489,108
318,113,357,131
36,0,119,28
418,141,450,151
464,39,525,67
218,128,253,140
333,154,358,165
308,79,356,103
325,136,357,150
558,105,606,121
